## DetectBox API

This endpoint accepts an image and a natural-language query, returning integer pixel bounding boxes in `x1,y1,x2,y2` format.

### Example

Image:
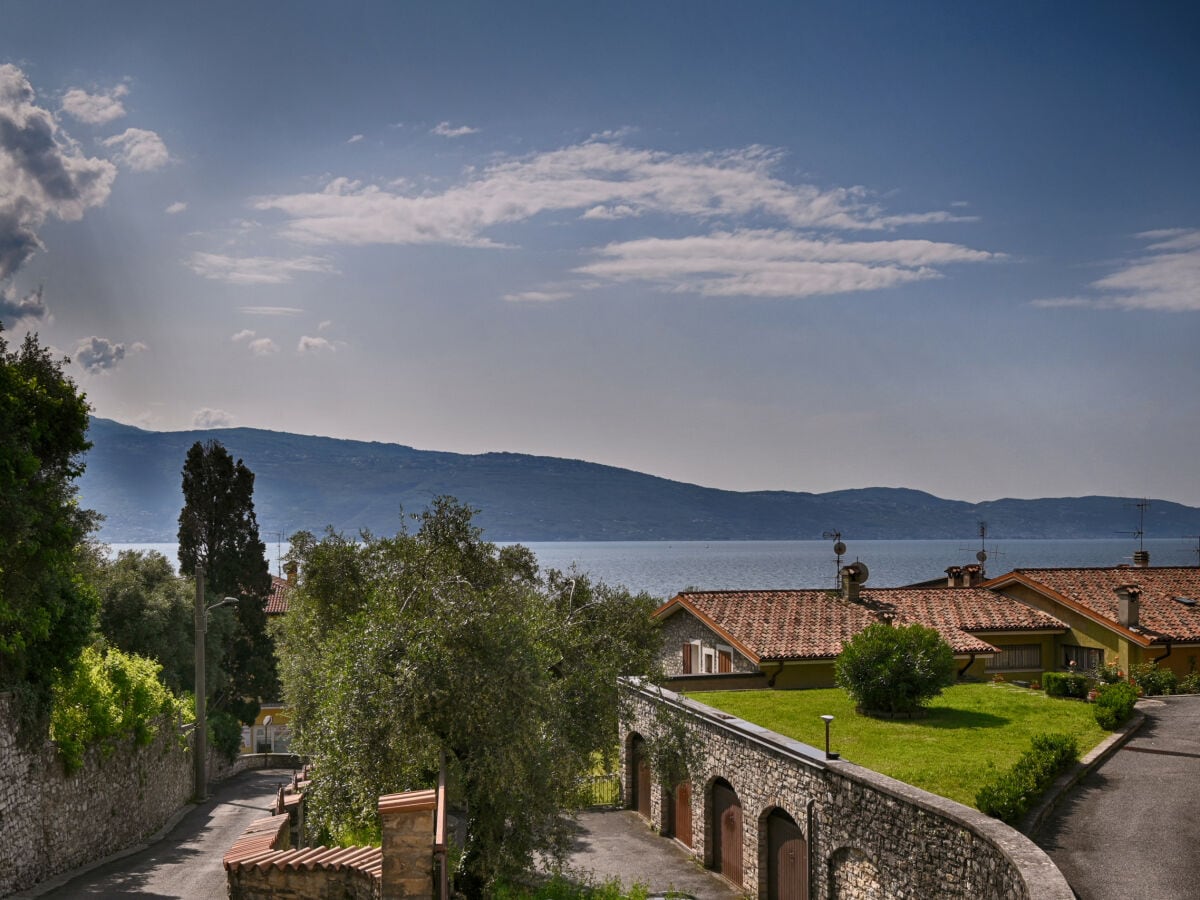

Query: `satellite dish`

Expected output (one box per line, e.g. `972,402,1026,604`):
977,550,987,563
845,561,869,585
833,541,846,556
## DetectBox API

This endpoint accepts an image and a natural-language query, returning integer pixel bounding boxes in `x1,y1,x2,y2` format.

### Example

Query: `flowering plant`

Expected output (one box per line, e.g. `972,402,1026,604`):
1093,660,1124,684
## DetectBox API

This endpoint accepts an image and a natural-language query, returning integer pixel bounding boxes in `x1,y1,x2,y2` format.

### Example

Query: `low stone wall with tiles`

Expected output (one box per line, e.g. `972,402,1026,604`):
0,692,302,897
620,680,1074,900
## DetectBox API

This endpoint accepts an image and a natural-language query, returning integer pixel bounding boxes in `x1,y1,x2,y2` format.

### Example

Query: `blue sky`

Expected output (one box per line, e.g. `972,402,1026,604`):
3,2,1199,506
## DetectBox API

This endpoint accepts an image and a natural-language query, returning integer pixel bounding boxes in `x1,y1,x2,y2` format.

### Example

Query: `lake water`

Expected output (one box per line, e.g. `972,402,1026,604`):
107,538,1198,599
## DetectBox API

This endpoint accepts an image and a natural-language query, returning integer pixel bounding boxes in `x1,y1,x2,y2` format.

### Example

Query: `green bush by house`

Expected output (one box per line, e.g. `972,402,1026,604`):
1043,671,1090,699
835,622,956,716
1093,682,1138,730
1130,661,1177,697
975,733,1079,825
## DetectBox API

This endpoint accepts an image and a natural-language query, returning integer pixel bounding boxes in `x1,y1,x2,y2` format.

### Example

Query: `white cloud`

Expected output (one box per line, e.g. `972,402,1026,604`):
73,335,146,373
101,127,170,172
503,290,574,303
187,251,335,284
347,133,364,144
231,329,256,342
193,408,234,428
165,200,188,214
61,84,128,125
431,121,479,138
575,229,999,299
317,319,332,331
1033,230,1200,312
253,139,969,249
0,285,48,323
248,337,279,355
0,65,116,304
297,335,334,353
239,306,305,316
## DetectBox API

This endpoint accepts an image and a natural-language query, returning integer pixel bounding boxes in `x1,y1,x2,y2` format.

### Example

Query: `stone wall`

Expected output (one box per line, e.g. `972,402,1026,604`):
658,609,760,677
0,692,302,897
620,680,1074,900
228,865,381,900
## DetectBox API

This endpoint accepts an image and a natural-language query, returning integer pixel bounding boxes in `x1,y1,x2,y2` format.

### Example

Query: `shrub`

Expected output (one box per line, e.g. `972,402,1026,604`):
835,622,956,716
50,646,183,773
1093,681,1138,730
1043,672,1090,699
208,710,244,761
1178,671,1200,694
1130,662,1177,696
1092,660,1124,684
975,732,1079,825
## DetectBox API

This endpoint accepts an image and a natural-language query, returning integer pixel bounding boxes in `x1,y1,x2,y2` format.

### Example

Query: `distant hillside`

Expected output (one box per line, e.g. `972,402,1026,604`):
77,418,1200,543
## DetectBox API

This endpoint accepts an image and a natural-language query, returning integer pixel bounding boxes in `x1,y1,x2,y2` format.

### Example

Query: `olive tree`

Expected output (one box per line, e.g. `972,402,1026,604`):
276,498,661,895
835,622,956,716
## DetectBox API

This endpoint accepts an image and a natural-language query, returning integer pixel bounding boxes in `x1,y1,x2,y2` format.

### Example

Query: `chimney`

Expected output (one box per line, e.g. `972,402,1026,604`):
285,561,298,585
840,566,859,602
1133,549,1150,567
1115,583,1141,628
945,566,963,588
963,564,984,587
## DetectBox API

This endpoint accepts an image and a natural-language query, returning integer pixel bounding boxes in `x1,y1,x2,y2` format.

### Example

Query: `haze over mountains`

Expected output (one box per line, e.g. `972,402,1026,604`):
79,418,1200,543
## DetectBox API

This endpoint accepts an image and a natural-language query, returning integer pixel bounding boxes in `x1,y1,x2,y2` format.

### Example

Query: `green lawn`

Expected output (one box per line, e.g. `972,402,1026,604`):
687,683,1108,807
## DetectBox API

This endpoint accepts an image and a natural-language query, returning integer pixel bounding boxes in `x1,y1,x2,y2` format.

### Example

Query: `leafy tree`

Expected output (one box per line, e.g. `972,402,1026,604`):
92,549,196,693
177,439,276,723
277,498,662,896
0,327,99,733
835,622,956,716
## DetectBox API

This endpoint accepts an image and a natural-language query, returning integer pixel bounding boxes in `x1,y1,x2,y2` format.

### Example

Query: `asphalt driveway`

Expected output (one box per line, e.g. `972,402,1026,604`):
1036,694,1200,900
18,769,293,899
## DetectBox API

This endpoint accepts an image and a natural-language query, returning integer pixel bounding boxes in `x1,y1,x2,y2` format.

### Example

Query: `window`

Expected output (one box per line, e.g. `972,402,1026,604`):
985,644,1042,671
1063,645,1104,672
703,647,715,674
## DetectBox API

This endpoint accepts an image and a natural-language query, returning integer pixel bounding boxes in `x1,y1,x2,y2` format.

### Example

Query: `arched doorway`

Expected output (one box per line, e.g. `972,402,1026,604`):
628,734,651,818
766,808,807,900
710,778,743,887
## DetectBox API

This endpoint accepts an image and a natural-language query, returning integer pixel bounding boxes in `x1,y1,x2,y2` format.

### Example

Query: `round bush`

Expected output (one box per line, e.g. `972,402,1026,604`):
835,622,956,715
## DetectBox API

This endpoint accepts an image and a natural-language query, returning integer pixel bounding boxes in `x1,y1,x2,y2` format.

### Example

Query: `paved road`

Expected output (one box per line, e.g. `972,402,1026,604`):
1036,695,1200,900
562,809,741,900
24,769,293,899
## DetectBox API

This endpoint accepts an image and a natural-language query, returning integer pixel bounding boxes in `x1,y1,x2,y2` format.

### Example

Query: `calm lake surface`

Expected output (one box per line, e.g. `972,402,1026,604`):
108,538,1198,599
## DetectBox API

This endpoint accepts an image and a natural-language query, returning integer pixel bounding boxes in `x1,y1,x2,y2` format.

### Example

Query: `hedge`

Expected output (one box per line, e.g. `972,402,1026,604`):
976,733,1079,825
1042,671,1090,699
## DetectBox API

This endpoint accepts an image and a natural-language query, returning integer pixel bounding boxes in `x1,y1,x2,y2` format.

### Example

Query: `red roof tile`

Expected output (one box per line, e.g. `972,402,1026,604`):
658,587,1065,661
989,567,1200,643
266,575,293,615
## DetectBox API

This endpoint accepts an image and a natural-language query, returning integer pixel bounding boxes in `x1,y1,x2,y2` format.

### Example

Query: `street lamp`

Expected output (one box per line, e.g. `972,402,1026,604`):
820,714,839,760
194,563,239,801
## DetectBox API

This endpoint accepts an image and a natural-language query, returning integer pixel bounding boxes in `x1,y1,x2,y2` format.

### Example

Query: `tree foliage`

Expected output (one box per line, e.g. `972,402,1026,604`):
92,549,195,693
277,498,662,896
835,622,956,715
177,439,275,722
0,327,99,732
50,645,187,773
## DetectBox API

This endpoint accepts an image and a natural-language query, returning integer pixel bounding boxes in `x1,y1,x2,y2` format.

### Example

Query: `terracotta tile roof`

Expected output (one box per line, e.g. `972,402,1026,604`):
224,814,383,879
266,575,293,615
989,567,1200,643
657,587,1064,661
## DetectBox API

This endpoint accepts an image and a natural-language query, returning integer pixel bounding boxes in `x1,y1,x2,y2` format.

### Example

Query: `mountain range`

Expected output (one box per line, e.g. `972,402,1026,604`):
77,417,1200,543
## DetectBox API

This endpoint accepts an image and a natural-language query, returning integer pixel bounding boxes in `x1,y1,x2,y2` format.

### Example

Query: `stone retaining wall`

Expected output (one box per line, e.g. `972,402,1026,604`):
620,680,1074,900
0,692,301,896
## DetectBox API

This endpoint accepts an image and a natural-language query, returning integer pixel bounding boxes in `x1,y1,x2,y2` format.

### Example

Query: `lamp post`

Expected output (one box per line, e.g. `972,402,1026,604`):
193,563,239,801
820,714,839,760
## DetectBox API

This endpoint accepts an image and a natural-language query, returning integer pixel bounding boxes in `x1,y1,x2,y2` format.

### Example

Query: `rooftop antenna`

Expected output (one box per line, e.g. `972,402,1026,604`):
264,530,285,577
823,530,846,589
957,521,999,577
1116,499,1150,565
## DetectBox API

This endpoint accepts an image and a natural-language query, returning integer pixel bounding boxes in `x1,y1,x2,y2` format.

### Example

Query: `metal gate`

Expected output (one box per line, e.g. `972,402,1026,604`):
767,808,807,900
675,781,692,848
712,780,743,887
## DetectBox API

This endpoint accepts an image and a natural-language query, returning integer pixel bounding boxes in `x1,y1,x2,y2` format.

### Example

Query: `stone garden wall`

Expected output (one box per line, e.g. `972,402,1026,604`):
0,692,300,896
620,680,1074,900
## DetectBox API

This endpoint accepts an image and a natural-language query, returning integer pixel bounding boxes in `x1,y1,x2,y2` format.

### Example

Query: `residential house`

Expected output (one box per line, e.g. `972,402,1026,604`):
241,563,297,753
984,565,1200,679
655,564,1066,690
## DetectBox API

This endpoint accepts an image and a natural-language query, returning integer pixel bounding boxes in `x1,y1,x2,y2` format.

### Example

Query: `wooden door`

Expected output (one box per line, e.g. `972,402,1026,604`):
630,736,651,818
767,809,807,900
712,780,742,886
675,781,692,848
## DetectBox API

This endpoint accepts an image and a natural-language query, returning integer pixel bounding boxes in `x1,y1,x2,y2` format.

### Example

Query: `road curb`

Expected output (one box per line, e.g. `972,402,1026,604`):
1020,707,1147,838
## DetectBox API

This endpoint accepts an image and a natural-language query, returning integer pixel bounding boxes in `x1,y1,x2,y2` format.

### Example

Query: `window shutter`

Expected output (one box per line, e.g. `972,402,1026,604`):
718,650,732,673
681,643,692,674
